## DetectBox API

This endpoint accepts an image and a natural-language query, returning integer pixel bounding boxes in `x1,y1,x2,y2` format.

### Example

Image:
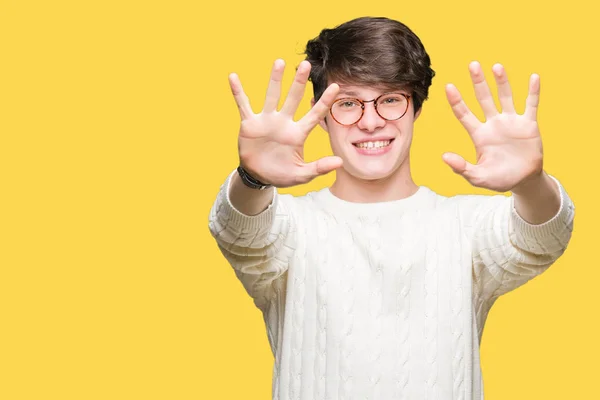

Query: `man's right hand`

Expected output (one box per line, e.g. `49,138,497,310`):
230,59,343,188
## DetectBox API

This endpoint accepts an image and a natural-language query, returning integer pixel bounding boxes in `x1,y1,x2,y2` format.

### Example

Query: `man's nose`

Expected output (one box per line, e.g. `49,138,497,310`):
356,102,386,132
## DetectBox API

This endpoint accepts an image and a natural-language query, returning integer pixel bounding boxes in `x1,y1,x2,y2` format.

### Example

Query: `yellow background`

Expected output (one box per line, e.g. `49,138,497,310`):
1,0,598,398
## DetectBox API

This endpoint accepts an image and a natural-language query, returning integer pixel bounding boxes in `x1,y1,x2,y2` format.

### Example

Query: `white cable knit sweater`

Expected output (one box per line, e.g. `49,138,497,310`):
208,170,575,400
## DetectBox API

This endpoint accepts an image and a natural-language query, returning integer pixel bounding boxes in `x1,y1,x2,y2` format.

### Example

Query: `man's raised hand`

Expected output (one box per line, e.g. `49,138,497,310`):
230,59,342,188
443,61,544,193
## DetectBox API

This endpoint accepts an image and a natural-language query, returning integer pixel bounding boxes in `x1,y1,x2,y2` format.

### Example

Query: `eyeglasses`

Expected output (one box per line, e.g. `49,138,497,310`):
330,92,411,126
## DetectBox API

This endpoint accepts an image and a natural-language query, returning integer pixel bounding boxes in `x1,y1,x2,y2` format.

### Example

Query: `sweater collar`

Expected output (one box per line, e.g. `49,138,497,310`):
311,185,434,217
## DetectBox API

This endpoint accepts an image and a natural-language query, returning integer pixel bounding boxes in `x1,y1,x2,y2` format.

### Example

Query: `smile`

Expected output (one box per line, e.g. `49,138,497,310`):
353,140,393,149
352,139,395,155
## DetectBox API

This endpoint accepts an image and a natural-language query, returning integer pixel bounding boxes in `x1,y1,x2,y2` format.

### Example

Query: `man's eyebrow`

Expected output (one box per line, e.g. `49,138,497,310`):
336,89,410,97
337,90,360,96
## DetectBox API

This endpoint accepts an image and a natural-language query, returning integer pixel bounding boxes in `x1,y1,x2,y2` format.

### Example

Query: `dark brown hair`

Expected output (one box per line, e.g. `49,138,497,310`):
304,16,435,114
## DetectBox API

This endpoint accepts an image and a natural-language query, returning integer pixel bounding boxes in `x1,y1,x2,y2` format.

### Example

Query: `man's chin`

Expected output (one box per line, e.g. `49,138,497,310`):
347,166,396,182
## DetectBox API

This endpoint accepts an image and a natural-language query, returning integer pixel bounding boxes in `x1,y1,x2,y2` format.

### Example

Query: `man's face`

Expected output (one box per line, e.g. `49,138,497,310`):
317,84,421,181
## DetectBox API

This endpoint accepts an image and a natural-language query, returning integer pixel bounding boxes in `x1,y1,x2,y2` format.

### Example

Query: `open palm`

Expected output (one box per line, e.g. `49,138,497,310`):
231,59,342,188
443,62,544,193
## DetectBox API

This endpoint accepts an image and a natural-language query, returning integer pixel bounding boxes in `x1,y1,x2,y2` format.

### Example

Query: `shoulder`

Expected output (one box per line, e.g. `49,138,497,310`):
274,187,332,217
418,186,512,228
438,190,508,210
416,185,506,208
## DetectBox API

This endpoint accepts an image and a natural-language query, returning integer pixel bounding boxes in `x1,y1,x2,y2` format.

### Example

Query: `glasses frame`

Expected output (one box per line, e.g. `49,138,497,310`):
329,92,412,126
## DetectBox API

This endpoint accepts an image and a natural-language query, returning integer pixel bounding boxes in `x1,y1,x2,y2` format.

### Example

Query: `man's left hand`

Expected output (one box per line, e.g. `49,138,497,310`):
443,61,544,193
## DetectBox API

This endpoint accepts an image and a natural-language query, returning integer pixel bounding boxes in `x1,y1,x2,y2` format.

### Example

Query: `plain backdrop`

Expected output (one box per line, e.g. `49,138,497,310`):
1,0,598,399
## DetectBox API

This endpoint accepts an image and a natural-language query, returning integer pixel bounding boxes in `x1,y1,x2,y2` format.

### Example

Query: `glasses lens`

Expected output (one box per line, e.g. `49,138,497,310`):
331,98,363,125
376,94,408,120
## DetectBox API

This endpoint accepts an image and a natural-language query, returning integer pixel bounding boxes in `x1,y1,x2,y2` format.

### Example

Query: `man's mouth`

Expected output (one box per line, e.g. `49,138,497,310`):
352,139,394,149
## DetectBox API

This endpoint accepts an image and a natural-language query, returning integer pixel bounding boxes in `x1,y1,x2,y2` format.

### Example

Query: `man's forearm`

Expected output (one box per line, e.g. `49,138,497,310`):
511,171,561,225
229,172,275,216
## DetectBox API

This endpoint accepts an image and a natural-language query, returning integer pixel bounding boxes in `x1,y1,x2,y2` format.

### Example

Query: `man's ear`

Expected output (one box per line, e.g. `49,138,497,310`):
311,97,329,132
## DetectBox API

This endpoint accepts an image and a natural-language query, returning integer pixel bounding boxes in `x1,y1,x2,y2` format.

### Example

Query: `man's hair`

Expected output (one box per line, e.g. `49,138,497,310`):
304,16,435,115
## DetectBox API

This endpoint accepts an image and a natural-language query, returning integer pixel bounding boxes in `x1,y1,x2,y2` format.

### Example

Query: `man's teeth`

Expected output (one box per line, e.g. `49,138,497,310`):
355,140,391,149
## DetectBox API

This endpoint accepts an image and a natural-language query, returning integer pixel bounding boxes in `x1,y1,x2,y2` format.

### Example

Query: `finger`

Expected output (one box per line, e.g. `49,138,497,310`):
263,59,285,112
469,61,498,119
297,156,343,184
298,83,340,133
280,60,311,117
492,63,516,114
228,73,254,120
524,73,540,121
442,152,480,185
445,84,482,134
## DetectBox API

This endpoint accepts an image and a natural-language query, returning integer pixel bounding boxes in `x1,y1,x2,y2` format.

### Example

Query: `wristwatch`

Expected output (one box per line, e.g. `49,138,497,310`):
236,165,273,190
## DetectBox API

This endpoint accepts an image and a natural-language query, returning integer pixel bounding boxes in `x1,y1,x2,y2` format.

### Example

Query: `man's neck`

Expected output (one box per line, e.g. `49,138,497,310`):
329,163,419,204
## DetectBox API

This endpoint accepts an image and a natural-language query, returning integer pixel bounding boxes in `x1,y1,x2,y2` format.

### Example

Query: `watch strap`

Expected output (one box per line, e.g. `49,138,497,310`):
236,165,273,190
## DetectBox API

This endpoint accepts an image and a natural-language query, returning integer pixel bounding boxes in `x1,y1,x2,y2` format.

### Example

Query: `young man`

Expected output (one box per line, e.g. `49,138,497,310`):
209,16,574,400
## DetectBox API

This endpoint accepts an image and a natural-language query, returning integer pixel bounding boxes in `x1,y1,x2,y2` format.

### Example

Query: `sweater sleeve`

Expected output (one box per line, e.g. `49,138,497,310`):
467,175,575,335
208,170,295,310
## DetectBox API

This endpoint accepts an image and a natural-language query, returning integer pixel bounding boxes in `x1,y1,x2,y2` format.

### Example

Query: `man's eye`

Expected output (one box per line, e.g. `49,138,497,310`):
341,101,357,108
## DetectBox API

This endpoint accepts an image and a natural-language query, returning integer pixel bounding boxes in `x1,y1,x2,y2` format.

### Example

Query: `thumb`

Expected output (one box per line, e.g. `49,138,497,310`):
298,156,343,184
442,152,477,180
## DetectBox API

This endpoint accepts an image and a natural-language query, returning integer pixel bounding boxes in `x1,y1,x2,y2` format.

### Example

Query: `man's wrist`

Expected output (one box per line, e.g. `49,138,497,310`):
511,170,548,197
236,165,273,190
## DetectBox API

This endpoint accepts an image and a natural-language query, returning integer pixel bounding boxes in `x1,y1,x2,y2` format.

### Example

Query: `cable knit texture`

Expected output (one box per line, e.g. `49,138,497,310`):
208,170,575,400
